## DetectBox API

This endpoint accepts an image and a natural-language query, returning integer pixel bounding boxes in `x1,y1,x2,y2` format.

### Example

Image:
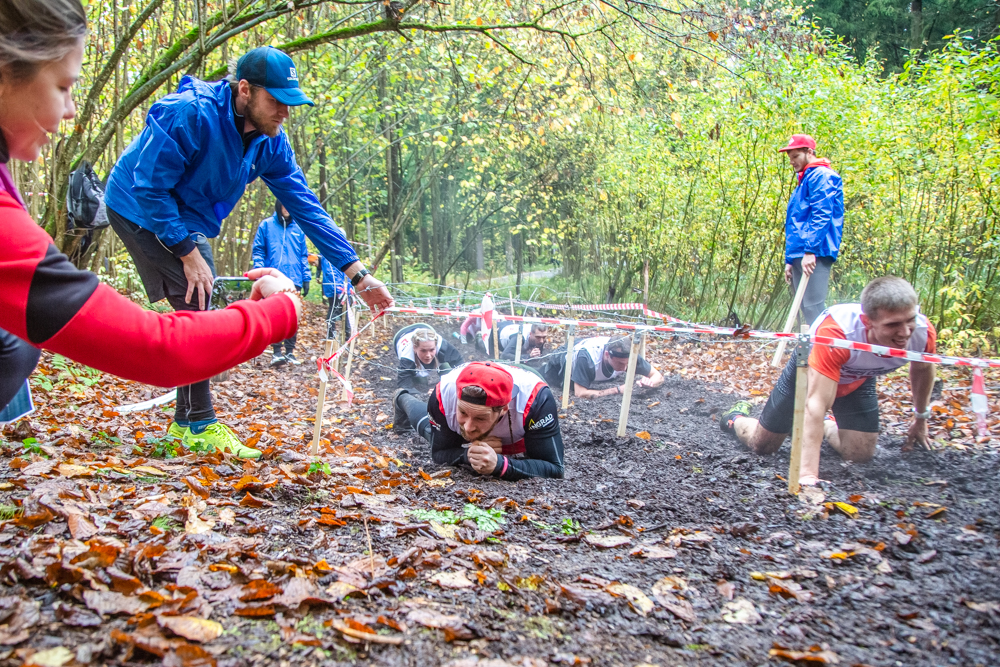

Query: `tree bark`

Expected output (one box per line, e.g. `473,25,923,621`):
910,0,923,52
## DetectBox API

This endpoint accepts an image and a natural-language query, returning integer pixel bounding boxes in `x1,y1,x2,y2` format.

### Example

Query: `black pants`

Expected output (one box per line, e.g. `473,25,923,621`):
326,293,352,340
758,357,879,434
273,333,297,356
398,392,433,441
108,207,215,425
0,328,40,415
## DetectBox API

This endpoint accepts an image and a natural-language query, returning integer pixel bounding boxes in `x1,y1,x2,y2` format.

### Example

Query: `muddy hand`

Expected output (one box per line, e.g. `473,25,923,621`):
903,418,930,452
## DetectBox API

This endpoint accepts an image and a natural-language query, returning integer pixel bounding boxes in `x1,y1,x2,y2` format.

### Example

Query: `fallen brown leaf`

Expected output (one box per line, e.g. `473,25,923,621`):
406,608,475,641
158,616,223,643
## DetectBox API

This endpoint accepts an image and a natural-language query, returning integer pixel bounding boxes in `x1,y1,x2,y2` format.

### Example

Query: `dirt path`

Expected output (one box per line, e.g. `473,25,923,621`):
1,307,998,667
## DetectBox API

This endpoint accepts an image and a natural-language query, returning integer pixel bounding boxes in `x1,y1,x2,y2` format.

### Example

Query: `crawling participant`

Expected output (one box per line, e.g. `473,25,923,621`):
542,335,663,399
493,323,550,364
394,323,464,394
392,362,565,480
720,276,936,486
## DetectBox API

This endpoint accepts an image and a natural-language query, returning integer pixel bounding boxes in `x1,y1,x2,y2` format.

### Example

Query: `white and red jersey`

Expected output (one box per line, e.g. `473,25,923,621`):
434,363,546,454
808,303,937,397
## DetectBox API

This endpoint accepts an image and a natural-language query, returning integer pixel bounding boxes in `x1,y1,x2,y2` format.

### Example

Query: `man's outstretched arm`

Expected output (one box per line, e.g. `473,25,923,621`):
799,368,838,484
905,361,936,450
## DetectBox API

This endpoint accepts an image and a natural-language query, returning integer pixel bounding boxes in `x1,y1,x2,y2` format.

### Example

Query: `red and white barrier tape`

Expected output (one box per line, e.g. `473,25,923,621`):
385,305,1000,369
316,309,387,404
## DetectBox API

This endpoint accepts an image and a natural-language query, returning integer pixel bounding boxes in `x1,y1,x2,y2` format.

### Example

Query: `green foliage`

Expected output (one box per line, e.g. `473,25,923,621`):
409,504,507,531
21,438,44,458
560,518,582,535
308,460,332,476
32,355,104,394
804,0,1000,71
463,504,507,532
151,516,180,532
147,435,180,459
91,431,121,449
0,504,22,521
409,508,459,524
185,437,216,455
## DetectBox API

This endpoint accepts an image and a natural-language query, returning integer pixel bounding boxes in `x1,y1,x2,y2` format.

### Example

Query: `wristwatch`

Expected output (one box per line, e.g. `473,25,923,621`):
913,407,931,420
350,268,370,287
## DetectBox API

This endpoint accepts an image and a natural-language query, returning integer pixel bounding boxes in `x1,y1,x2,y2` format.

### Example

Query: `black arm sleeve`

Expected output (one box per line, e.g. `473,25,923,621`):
437,340,464,370
396,358,421,392
570,351,597,389
495,387,565,480
500,337,522,361
428,392,470,467
636,357,653,377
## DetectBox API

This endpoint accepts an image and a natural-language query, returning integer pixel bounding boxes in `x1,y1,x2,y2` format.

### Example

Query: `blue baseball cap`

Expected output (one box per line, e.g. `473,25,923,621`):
236,46,313,107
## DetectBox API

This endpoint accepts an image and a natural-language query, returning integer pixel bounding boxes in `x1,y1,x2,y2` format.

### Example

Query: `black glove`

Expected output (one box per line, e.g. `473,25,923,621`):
302,282,310,297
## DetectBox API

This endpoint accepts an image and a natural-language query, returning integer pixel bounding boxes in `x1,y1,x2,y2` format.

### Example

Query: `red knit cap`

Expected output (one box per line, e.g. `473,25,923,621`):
455,362,514,407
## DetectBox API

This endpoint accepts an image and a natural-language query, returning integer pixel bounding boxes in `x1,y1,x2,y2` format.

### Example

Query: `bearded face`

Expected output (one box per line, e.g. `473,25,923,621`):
244,85,288,138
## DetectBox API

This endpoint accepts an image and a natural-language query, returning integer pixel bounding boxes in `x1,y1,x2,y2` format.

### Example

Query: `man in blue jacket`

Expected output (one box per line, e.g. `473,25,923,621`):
104,46,392,457
778,134,844,325
252,201,310,367
318,257,353,341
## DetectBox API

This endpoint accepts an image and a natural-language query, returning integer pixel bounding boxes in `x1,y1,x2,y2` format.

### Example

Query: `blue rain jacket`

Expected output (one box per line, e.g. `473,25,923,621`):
784,161,844,265
104,76,358,268
251,214,310,289
319,258,351,299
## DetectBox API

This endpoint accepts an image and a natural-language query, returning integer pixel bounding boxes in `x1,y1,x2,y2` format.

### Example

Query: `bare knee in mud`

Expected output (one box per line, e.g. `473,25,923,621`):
746,434,785,455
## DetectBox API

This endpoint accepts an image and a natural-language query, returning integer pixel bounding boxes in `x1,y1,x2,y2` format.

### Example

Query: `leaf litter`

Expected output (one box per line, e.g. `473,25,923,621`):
0,309,998,665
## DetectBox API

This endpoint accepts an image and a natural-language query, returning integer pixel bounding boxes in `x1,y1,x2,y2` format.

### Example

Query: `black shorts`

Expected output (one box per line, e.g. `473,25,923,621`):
107,206,216,312
758,358,879,434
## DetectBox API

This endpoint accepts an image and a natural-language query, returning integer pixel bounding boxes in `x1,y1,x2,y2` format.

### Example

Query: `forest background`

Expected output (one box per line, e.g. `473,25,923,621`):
10,0,1000,353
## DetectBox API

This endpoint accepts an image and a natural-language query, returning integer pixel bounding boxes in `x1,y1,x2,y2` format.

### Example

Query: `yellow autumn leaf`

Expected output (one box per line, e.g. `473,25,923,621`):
635,431,652,440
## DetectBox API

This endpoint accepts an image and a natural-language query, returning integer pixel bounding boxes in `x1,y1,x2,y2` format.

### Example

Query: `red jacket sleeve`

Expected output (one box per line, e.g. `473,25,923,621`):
1,191,298,387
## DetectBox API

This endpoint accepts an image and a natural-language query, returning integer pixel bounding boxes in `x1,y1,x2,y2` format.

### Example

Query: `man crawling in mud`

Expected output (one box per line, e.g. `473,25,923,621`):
721,276,936,486
392,362,565,480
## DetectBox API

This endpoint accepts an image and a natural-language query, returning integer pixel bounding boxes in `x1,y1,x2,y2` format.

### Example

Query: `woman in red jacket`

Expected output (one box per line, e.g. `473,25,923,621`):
0,0,301,458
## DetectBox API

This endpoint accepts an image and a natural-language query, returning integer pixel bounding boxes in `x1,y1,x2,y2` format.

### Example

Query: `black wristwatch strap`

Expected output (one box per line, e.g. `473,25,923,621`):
350,268,370,287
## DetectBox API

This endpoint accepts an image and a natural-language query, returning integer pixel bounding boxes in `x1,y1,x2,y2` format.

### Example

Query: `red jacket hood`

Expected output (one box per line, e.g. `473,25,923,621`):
798,158,832,183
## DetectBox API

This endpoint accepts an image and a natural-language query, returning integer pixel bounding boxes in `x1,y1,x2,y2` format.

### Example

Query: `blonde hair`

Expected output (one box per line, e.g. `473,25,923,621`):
411,328,437,346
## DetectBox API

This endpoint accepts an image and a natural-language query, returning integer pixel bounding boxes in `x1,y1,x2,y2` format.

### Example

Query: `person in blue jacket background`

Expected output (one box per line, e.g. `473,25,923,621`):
778,134,844,325
104,46,393,457
252,200,310,367
319,257,353,341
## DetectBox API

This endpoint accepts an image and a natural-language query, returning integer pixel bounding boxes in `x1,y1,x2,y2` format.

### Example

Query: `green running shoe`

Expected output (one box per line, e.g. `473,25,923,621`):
720,401,754,434
166,422,189,441
184,422,261,459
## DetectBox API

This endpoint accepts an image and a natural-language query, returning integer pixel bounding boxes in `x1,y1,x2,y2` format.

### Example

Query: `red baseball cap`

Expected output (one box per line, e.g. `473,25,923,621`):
455,362,513,408
777,134,816,153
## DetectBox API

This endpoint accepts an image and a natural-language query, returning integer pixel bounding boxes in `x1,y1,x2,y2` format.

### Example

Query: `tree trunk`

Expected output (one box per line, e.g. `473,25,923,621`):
419,188,429,265
910,0,923,51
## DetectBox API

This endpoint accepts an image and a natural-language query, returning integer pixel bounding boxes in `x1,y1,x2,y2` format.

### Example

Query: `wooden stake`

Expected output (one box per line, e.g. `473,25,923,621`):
787,325,810,495
561,324,576,410
616,332,641,437
640,259,649,359
342,306,358,402
771,273,811,368
492,315,500,360
310,339,336,457
336,303,348,372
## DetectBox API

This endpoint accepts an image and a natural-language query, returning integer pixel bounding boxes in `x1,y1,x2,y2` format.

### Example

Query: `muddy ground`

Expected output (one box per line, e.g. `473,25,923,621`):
1,308,998,667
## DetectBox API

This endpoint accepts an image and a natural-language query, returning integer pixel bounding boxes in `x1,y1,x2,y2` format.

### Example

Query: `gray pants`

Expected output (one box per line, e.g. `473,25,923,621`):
790,256,834,327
